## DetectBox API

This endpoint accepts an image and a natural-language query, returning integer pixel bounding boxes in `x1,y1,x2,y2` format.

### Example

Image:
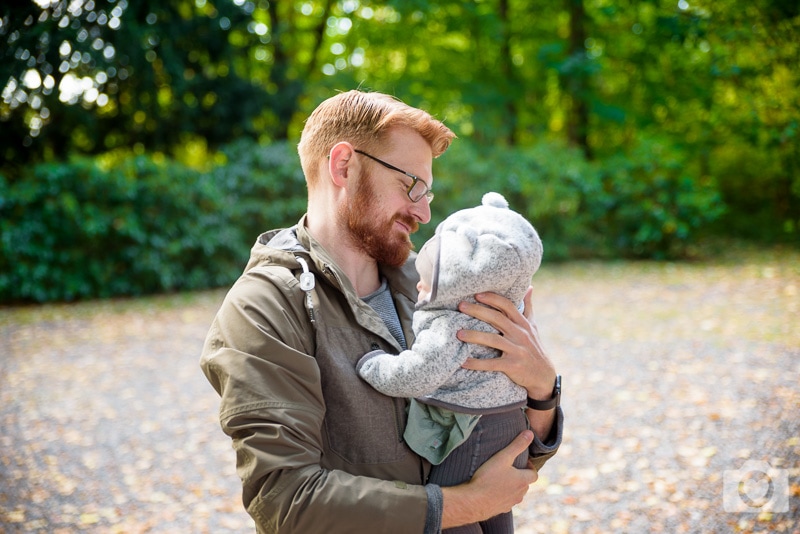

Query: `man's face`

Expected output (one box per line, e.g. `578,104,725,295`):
341,168,419,267
338,126,434,267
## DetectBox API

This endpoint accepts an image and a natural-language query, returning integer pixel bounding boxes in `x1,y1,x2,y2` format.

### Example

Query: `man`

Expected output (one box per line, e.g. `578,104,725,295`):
200,90,563,533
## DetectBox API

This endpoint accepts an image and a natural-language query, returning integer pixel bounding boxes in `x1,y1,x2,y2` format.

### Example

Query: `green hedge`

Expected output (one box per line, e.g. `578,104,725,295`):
429,137,724,260
0,141,306,303
1,137,726,303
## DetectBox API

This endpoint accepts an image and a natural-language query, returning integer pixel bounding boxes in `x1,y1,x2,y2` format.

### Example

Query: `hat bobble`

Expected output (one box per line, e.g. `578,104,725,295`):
482,192,509,209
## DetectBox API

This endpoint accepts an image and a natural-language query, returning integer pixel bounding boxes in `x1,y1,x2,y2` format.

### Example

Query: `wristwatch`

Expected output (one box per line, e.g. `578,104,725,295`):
526,374,561,410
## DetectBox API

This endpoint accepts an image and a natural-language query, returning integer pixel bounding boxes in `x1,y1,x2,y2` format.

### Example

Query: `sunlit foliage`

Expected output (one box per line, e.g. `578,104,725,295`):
1,0,798,244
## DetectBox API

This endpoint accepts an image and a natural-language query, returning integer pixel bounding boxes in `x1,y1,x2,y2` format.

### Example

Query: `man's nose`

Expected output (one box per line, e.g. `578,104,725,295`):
410,196,431,225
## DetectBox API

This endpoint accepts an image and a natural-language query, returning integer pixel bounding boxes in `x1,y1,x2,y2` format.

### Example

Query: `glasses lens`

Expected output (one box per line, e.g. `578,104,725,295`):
409,180,429,203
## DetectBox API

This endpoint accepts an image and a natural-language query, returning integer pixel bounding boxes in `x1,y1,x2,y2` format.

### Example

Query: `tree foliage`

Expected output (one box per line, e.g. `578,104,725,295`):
2,0,798,243
0,0,331,170
0,140,306,302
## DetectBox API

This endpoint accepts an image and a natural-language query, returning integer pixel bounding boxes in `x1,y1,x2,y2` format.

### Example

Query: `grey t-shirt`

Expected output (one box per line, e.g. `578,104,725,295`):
362,277,407,350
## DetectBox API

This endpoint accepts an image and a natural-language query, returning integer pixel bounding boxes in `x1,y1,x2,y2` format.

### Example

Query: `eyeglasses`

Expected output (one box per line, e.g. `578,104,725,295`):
354,149,434,203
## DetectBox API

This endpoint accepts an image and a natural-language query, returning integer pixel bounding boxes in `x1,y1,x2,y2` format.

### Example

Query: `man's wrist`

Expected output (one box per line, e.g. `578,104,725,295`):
526,374,561,411
441,484,484,529
525,367,557,399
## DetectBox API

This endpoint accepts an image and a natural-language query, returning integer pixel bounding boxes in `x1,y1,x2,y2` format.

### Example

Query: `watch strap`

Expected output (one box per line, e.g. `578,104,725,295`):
526,374,561,411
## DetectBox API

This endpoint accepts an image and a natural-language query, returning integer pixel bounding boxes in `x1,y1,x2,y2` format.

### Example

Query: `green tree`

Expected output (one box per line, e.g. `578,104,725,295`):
1,1,333,172
591,0,800,238
3,0,797,243
1,0,272,173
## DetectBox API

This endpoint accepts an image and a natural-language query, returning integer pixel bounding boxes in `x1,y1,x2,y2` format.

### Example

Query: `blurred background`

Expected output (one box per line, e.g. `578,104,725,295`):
1,2,798,533
1,0,798,303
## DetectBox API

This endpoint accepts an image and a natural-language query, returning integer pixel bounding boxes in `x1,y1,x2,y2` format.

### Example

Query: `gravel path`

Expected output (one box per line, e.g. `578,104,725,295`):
1,250,798,533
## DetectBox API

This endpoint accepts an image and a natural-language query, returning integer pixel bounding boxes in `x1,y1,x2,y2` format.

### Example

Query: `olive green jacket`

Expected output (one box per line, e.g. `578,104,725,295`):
200,216,561,533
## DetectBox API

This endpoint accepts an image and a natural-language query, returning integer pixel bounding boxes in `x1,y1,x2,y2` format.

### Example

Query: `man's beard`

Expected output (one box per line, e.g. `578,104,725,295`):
341,173,419,267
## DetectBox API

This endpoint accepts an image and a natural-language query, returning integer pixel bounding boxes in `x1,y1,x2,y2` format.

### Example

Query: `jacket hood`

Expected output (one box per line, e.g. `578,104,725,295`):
245,226,309,272
425,192,542,309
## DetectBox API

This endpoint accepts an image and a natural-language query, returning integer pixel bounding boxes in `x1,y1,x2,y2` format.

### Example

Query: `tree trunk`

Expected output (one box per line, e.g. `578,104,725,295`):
268,0,333,140
499,0,519,146
567,0,592,159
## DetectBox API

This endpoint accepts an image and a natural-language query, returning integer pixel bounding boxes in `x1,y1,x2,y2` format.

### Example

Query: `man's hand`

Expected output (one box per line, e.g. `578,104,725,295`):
457,287,555,399
440,430,537,528
457,287,558,440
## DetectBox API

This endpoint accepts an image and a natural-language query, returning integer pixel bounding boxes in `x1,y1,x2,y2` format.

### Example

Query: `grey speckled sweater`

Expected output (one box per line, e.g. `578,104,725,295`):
357,193,543,414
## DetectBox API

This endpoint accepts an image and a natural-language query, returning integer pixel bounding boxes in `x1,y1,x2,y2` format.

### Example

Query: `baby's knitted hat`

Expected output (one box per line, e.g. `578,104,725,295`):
426,192,542,309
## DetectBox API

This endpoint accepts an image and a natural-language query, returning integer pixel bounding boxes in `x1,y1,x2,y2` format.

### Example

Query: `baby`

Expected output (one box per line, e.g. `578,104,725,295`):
357,192,543,534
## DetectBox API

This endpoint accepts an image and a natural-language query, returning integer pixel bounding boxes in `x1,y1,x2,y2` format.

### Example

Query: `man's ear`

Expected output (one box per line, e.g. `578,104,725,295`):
328,142,356,188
